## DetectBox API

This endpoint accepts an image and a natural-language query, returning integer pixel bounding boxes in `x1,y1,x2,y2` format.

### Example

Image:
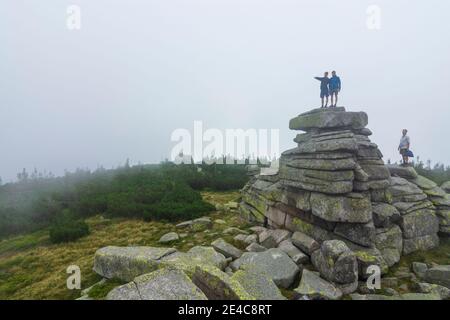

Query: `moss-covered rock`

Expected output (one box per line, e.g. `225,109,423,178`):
107,267,207,300
192,265,255,300
93,246,177,282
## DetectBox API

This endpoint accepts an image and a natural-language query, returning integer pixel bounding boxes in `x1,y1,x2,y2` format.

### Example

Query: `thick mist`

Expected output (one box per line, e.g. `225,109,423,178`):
1,0,450,182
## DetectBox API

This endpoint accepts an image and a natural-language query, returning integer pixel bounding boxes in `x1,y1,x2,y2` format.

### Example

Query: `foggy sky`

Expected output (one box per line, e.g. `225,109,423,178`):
1,0,450,182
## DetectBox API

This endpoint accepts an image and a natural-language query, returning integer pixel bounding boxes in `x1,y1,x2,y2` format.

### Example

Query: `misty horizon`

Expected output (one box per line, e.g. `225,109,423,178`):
2,0,450,182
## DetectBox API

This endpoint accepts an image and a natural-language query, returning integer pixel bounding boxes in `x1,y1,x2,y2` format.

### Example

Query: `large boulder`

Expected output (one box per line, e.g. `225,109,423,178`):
334,221,376,247
352,247,389,279
93,246,177,282
192,265,254,300
411,175,437,190
106,267,207,300
441,181,450,193
403,234,440,255
158,232,179,243
258,229,291,248
310,193,372,223
424,265,450,288
374,225,403,267
372,203,401,228
278,239,309,264
211,239,243,259
294,269,343,300
311,240,358,294
399,209,439,239
386,165,418,179
289,108,368,131
161,246,228,276
231,267,287,300
291,231,320,255
230,248,300,289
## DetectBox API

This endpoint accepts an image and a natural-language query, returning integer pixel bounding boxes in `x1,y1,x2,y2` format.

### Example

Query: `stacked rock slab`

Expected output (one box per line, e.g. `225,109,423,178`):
240,107,441,275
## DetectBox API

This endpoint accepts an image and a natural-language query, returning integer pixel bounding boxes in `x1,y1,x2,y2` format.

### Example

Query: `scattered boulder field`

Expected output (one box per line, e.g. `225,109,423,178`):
81,107,450,300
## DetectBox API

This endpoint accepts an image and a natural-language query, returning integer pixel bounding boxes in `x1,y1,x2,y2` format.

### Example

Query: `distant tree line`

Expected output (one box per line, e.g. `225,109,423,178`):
0,161,250,240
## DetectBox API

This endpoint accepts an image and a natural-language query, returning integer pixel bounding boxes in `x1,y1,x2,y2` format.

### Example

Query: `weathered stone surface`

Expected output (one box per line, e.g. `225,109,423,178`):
310,192,372,223
424,265,450,288
107,268,207,300
259,229,291,248
388,177,427,202
334,221,376,247
245,242,267,252
294,269,343,300
249,226,267,234
423,187,447,198
282,167,354,182
230,249,300,289
399,209,439,239
441,181,450,193
192,265,254,300
280,189,311,211
211,239,243,260
285,157,357,171
223,227,249,235
412,262,428,278
386,164,418,179
403,234,439,255
266,206,287,228
411,175,437,190
416,282,450,299
359,164,390,181
161,246,228,275
281,175,353,195
93,246,177,282
374,226,403,267
429,195,450,207
158,232,179,243
106,282,142,300
286,216,335,243
234,234,248,244
291,232,320,255
296,138,359,154
311,240,358,292
372,203,401,227
278,240,309,264
192,217,213,231
176,220,193,228
289,108,368,131
231,267,286,300
352,247,388,279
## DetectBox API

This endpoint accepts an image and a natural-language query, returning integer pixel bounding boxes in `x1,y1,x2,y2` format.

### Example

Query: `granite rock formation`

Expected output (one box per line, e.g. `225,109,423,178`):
240,107,444,277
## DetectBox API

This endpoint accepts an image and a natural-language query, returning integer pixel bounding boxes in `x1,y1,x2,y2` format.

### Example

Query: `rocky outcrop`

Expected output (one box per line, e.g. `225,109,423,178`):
106,267,208,300
230,248,300,288
240,107,443,283
294,269,343,300
93,246,227,281
311,240,358,294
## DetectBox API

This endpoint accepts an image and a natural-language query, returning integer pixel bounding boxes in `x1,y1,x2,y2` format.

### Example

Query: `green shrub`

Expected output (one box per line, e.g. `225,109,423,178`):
49,210,90,243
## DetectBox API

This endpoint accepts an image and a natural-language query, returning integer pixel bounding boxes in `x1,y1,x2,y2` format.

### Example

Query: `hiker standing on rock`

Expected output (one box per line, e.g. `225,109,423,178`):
329,71,341,107
398,129,411,165
314,72,330,108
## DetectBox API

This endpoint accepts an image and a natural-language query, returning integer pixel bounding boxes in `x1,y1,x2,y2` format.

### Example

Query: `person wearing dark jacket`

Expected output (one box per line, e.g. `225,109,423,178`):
314,72,330,108
329,71,341,107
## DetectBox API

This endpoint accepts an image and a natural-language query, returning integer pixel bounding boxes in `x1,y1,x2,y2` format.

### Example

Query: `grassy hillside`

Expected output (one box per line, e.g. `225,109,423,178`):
0,162,249,239
0,191,252,300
